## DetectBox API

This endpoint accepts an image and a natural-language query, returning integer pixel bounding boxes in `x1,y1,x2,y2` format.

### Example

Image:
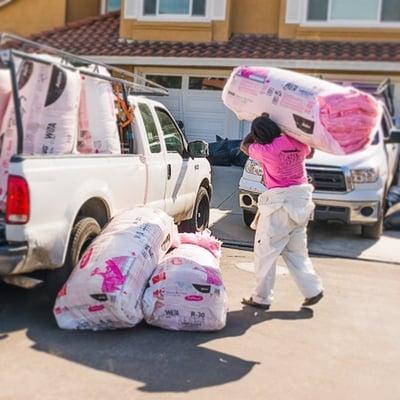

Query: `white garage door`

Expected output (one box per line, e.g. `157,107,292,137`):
146,74,241,143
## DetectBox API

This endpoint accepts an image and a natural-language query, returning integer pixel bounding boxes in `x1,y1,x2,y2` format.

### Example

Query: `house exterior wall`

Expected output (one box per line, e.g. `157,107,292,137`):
120,0,232,42
120,0,400,42
231,0,280,35
66,0,101,23
0,0,67,36
279,0,400,42
0,0,102,36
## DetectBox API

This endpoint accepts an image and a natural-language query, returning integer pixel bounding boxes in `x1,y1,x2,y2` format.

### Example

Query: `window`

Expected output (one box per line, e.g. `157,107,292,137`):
188,77,227,91
103,0,121,12
156,108,185,154
146,75,182,89
143,0,206,17
306,0,400,23
139,103,161,153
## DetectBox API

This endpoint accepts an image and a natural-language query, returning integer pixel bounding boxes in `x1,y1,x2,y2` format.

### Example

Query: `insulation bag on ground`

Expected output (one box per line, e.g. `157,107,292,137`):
222,66,381,155
78,66,120,154
143,231,228,331
54,207,178,330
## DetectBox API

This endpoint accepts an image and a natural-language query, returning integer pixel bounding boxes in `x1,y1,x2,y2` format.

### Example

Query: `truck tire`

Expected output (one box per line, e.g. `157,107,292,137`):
179,187,210,233
47,217,101,298
361,213,383,239
243,210,255,228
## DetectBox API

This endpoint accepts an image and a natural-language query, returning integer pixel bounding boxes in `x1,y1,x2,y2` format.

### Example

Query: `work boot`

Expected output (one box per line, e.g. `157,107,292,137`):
302,291,324,307
241,297,270,310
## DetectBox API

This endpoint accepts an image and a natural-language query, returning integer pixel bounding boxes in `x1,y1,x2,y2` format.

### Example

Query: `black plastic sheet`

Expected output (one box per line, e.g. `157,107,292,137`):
384,203,400,230
207,136,248,168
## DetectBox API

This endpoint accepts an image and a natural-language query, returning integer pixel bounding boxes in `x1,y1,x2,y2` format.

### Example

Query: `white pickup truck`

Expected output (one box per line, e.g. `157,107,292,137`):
0,44,211,291
239,104,400,239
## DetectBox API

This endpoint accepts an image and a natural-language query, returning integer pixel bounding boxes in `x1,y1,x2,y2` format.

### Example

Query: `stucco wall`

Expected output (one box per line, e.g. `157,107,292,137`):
66,0,101,23
0,0,67,36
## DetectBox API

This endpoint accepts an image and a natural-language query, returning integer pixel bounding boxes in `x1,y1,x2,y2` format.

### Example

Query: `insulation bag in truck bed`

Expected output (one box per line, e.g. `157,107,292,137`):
54,207,178,330
222,66,381,155
0,59,81,206
78,66,121,154
0,69,11,129
142,231,228,331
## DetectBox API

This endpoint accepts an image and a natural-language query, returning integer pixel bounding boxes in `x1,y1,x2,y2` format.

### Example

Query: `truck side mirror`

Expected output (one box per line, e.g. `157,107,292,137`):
386,128,400,144
176,120,185,133
188,140,209,158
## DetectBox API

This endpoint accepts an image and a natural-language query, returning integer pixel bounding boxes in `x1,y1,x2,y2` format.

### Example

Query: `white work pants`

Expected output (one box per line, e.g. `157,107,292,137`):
251,187,323,305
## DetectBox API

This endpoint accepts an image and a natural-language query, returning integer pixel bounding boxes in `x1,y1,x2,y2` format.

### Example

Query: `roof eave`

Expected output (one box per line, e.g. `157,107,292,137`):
83,55,400,72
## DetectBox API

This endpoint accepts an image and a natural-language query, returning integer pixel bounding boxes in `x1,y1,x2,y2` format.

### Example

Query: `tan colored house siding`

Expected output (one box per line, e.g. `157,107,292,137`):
231,0,280,35
120,0,232,42
0,0,102,37
278,0,400,42
66,0,101,23
0,0,67,36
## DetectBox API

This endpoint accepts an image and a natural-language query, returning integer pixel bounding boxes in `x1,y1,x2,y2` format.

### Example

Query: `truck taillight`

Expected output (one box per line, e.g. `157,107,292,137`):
6,175,30,224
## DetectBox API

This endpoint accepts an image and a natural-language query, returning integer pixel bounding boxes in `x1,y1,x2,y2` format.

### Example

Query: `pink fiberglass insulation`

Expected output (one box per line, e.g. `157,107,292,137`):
222,66,382,155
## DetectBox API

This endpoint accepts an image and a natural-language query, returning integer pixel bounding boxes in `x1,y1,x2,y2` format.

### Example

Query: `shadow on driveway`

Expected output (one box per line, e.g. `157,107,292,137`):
0,282,313,392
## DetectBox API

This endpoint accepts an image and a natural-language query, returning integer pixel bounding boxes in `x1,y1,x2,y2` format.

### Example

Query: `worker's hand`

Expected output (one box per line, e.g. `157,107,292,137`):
306,147,315,159
240,132,255,156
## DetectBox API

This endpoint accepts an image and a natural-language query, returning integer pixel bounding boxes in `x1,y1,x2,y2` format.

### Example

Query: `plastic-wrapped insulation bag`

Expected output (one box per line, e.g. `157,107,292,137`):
222,66,381,155
30,64,81,155
143,231,228,331
0,69,11,129
78,65,121,154
54,207,178,330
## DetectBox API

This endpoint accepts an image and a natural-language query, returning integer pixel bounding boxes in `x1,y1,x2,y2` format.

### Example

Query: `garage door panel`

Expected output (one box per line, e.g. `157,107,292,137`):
185,117,226,142
146,74,241,142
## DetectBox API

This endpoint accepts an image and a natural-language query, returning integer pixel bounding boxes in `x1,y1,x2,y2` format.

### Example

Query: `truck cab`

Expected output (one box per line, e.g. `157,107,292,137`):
239,105,400,239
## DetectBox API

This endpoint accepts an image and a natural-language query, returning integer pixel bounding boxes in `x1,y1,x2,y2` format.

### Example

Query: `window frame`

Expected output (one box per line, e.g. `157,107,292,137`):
302,0,400,28
145,74,183,90
139,0,210,22
154,106,188,157
101,0,121,14
188,76,227,91
138,102,162,154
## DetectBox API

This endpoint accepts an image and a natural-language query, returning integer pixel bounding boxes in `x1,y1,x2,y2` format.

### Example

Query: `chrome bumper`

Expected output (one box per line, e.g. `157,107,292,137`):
239,190,380,224
313,199,380,224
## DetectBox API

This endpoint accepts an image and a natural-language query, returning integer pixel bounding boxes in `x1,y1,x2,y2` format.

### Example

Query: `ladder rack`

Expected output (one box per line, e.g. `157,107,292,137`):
0,32,169,97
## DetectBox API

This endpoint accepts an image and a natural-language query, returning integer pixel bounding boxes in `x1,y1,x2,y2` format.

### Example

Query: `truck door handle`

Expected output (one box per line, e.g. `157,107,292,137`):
167,164,171,180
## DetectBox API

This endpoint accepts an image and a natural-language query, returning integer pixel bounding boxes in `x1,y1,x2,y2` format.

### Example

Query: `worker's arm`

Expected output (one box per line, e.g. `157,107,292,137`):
306,147,315,159
240,132,255,156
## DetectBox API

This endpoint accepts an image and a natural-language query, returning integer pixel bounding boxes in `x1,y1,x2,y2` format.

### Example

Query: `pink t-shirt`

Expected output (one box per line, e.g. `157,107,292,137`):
249,134,310,189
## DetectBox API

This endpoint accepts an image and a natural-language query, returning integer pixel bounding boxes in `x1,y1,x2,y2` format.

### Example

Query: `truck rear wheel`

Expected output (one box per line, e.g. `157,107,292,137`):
361,213,383,239
179,187,210,233
48,217,101,299
243,210,255,228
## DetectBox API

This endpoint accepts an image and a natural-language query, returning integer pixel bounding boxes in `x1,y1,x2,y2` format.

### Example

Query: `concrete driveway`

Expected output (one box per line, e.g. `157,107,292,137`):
1,250,400,400
210,166,400,264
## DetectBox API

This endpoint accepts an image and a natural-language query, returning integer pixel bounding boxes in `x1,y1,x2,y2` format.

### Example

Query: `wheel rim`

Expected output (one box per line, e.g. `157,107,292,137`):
196,195,209,231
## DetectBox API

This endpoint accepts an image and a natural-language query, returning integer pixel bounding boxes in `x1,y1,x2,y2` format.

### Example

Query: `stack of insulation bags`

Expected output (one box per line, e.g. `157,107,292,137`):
54,207,228,332
222,66,382,155
0,57,121,211
143,231,227,331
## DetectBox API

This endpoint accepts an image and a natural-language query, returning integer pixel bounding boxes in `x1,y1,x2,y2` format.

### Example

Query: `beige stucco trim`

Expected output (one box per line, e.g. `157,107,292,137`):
85,56,400,72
